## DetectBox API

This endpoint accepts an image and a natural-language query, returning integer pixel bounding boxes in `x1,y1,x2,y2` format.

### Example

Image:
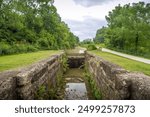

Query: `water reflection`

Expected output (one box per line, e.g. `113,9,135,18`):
65,83,88,100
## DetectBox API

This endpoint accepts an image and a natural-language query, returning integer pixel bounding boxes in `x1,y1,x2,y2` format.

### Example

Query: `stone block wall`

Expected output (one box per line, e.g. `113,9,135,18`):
0,71,19,99
0,53,63,100
68,56,85,68
85,52,150,100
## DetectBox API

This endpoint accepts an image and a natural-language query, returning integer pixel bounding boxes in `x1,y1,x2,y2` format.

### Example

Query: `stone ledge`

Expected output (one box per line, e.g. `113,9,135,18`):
0,70,19,99
0,53,64,99
85,52,150,100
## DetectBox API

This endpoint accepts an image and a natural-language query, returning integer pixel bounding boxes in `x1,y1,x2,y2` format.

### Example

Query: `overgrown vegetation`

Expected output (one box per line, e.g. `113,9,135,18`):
0,0,79,55
94,2,150,58
80,39,97,51
84,65,102,100
87,44,97,51
61,53,69,73
93,27,106,44
35,71,64,100
35,54,68,100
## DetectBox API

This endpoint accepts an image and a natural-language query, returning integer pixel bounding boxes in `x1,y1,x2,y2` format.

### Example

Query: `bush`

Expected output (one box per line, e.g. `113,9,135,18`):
27,44,38,52
10,44,38,54
87,44,97,50
13,44,28,53
0,42,11,55
38,39,49,49
0,42,38,55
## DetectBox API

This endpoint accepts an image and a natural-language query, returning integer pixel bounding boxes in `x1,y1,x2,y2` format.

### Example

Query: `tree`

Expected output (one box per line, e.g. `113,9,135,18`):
93,26,107,43
0,0,79,55
98,2,150,57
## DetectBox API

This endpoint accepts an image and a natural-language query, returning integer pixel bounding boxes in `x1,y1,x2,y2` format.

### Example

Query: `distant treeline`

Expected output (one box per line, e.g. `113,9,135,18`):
0,0,79,55
94,2,150,58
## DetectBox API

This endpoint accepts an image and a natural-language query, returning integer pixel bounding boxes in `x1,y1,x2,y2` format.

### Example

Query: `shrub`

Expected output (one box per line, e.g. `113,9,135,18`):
0,42,38,55
87,44,97,50
0,42,11,55
13,44,28,53
27,44,38,52
38,39,48,49
11,44,38,54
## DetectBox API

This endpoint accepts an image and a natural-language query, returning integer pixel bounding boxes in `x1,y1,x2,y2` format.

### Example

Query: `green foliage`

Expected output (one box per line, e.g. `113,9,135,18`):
80,39,93,45
0,42,11,55
0,42,38,55
95,2,150,58
93,27,107,44
35,70,65,100
87,44,97,51
35,84,59,100
35,85,48,100
84,67,102,100
61,53,69,73
0,0,79,55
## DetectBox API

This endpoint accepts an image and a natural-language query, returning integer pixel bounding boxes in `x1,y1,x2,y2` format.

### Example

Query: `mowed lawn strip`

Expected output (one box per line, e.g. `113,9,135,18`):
0,50,61,72
90,50,150,76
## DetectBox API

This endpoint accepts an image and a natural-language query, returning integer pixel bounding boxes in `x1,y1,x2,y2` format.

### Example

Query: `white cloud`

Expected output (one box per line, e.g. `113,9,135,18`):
54,0,113,21
54,0,85,21
73,0,149,7
73,0,114,7
54,0,149,40
65,18,107,40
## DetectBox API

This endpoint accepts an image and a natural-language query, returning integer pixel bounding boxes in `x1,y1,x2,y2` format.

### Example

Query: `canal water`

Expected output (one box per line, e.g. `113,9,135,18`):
63,69,88,100
62,47,93,100
65,83,87,99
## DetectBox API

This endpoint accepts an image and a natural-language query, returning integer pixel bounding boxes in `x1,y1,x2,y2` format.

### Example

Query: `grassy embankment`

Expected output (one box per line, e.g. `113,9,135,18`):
90,50,150,76
0,50,61,72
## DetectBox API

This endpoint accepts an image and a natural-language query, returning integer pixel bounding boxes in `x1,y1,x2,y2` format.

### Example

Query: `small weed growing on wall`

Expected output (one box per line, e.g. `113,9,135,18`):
35,73,64,100
60,53,69,73
35,62,65,100
84,64,102,100
35,85,50,100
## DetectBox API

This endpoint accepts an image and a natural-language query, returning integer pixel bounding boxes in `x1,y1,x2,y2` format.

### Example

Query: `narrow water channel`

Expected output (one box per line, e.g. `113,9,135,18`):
63,68,88,100
62,47,94,100
63,68,94,100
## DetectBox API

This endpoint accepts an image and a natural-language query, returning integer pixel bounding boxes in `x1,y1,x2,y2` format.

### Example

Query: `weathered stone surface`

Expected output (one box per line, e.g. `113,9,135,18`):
16,56,57,87
0,70,19,99
16,54,63,99
118,73,150,100
115,73,131,99
0,53,64,100
85,52,150,100
17,84,34,100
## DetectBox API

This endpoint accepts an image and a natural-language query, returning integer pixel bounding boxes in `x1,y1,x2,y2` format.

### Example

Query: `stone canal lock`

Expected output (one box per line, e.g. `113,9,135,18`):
1,49,150,100
64,50,90,100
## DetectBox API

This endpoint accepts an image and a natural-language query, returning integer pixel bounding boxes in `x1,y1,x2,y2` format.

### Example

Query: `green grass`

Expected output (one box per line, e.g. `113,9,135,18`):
0,50,61,72
90,50,150,76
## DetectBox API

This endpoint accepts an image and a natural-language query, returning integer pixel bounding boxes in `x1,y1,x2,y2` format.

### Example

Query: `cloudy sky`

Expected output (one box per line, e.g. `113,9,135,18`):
54,0,149,40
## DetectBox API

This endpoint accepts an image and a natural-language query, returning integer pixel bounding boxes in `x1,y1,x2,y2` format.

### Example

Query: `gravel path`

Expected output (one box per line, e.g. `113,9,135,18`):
102,48,150,64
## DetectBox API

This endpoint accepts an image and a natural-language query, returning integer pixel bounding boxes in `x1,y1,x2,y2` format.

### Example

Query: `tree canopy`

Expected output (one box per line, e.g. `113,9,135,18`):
93,26,106,43
94,2,150,58
0,0,79,55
